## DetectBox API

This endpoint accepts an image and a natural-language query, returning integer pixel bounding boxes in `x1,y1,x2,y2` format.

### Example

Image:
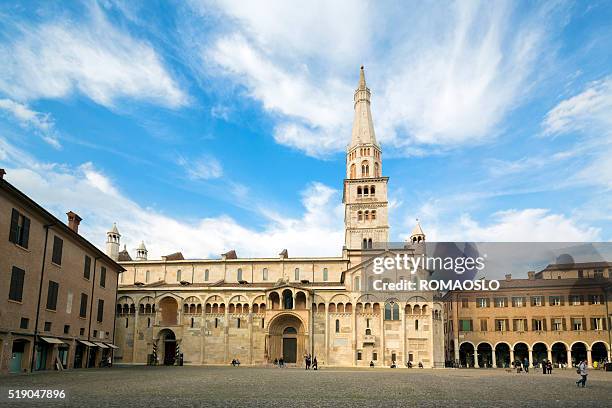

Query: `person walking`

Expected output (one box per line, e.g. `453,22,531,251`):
523,358,529,373
312,356,318,370
547,360,553,374
576,359,588,387
542,361,547,374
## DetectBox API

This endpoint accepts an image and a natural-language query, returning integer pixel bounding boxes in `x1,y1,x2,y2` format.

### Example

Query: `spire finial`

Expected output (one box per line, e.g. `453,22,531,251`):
359,65,366,89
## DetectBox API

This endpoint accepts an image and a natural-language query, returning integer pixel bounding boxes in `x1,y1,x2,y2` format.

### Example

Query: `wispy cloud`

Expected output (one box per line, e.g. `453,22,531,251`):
193,0,554,157
0,3,187,109
177,154,223,180
0,98,60,148
1,137,343,258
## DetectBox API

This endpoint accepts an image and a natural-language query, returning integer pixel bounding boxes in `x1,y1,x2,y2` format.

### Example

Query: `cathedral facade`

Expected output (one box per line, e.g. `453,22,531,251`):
111,68,445,368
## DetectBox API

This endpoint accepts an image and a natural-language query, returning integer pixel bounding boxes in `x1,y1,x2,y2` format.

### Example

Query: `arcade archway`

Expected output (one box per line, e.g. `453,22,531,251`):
158,329,177,365
267,314,305,365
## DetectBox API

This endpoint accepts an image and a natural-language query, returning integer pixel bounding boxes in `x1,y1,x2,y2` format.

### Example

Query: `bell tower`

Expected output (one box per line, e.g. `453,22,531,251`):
343,67,389,250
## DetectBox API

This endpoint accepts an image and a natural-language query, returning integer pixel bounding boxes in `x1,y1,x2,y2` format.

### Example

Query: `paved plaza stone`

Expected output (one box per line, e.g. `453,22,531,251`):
1,366,611,407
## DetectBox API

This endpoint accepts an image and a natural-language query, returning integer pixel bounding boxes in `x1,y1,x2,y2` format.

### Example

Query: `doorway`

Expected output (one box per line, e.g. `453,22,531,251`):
282,327,298,363
159,329,177,365
10,340,29,373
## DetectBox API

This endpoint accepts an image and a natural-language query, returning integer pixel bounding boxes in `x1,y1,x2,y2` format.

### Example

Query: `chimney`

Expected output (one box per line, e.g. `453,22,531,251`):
505,273,512,281
0,168,5,179
66,211,82,234
527,271,535,280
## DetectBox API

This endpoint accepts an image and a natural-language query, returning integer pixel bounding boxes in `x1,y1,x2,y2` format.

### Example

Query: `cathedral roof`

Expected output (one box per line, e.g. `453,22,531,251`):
350,66,379,148
118,245,132,262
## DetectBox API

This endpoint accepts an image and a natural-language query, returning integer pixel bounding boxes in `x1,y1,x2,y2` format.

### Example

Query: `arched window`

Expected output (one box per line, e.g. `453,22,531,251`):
262,268,268,280
357,186,362,196
364,186,369,196
147,317,151,327
371,210,376,220
323,268,328,281
415,319,419,330
294,268,300,281
368,238,373,249
204,269,209,281
362,238,368,249
350,164,356,178
237,268,242,281
145,270,150,283
364,210,369,221
371,185,375,195
237,318,241,328
283,290,293,310
335,319,340,333
354,276,360,290
358,211,363,221
190,317,194,328
385,302,400,320
361,161,369,177
176,270,181,282
374,162,380,177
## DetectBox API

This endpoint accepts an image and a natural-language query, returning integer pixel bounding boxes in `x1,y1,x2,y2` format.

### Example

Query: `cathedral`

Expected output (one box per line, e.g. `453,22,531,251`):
110,67,445,368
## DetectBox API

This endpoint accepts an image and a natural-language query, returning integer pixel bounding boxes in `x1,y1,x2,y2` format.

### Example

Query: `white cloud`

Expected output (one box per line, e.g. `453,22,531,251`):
196,0,550,157
543,76,612,136
1,137,343,259
0,98,60,148
178,155,223,180
401,206,600,242
542,76,612,189
0,4,186,109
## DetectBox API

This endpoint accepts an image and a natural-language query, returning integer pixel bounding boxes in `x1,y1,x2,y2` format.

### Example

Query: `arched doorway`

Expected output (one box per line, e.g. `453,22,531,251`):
513,343,529,365
295,292,306,310
268,314,305,365
477,343,493,368
495,343,510,368
551,342,567,365
591,342,608,364
459,342,474,367
571,342,587,366
159,329,177,365
532,343,548,366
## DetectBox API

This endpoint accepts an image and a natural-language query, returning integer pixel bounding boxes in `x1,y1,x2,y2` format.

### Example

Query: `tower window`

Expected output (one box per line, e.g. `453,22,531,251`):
357,186,362,196
294,268,300,281
364,186,369,196
145,270,150,283
368,238,373,249
237,268,243,281
358,211,363,221
364,210,369,221
176,270,181,282
371,210,376,220
204,269,209,281
335,319,340,333
323,268,328,281
370,185,375,195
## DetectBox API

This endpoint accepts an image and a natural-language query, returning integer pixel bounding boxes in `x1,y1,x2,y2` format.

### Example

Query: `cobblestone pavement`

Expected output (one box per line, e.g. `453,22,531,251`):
1,366,611,407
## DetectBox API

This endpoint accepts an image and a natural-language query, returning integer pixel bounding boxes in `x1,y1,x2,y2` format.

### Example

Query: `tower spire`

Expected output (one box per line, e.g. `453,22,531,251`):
350,66,378,147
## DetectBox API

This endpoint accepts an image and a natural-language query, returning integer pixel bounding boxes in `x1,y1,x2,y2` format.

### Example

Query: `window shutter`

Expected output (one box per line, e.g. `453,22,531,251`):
84,256,91,279
9,209,19,243
9,266,25,301
80,293,88,318
52,236,63,265
21,216,30,248
97,299,104,322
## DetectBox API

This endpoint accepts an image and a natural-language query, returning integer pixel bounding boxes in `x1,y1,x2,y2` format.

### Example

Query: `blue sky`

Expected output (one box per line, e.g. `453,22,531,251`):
0,0,611,259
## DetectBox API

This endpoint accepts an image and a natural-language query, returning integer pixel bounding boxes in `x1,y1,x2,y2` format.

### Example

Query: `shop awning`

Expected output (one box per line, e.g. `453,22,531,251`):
93,342,109,348
40,336,66,345
104,343,119,349
78,340,97,347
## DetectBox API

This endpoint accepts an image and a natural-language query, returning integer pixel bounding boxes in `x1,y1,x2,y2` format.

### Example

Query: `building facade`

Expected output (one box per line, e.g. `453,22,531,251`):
0,172,124,373
112,68,445,368
444,264,612,368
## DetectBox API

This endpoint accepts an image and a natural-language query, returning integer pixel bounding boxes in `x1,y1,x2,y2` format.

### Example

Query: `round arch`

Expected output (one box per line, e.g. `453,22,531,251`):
532,342,548,366
551,342,568,365
266,313,307,365
591,342,608,364
494,342,511,368
476,342,493,368
459,342,475,368
571,341,588,366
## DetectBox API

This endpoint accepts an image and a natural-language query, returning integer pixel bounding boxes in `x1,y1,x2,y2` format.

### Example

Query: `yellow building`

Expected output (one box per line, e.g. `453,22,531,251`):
443,263,611,368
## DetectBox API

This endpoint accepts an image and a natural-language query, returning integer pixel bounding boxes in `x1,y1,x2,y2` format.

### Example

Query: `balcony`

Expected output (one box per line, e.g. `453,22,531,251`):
363,335,375,345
